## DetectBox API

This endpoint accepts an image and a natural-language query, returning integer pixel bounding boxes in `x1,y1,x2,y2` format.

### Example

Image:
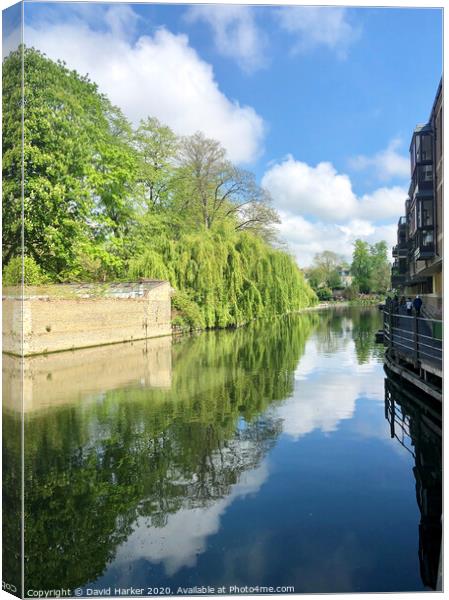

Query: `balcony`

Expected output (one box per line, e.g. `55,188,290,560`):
413,229,435,260
392,244,408,258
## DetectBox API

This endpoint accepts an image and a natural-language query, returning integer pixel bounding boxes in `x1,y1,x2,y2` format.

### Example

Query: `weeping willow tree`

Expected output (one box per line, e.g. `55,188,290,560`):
128,224,317,329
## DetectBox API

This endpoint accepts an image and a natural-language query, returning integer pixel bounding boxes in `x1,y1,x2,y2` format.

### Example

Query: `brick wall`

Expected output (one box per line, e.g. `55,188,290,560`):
2,281,171,356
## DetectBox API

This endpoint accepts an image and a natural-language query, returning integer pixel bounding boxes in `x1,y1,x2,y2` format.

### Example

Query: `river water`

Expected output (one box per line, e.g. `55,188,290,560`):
4,306,442,594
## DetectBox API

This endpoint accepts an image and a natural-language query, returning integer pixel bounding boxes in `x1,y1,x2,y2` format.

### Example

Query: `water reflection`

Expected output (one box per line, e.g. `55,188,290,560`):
17,314,315,591
3,307,435,594
384,376,442,590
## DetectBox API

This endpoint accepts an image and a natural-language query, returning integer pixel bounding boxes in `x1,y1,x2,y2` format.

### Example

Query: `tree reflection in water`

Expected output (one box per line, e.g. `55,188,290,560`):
17,313,317,590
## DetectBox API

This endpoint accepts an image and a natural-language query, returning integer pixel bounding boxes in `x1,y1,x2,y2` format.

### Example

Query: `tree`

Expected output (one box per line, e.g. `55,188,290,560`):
350,239,390,294
176,132,279,238
2,46,138,279
369,241,390,293
350,240,372,293
306,251,343,290
134,117,178,210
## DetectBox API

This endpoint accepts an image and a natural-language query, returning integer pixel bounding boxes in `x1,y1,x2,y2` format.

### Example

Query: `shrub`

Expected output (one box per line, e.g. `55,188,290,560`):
3,256,48,285
316,287,333,301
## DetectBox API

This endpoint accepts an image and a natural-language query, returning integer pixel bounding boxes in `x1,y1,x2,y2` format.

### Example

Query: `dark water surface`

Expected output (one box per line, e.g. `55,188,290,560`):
9,307,442,593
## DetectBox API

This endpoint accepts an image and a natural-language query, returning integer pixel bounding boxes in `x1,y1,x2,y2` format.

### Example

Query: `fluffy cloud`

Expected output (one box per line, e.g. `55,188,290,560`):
262,157,358,221
275,213,397,268
349,138,410,181
276,7,360,58
262,156,403,266
185,5,267,73
262,155,407,223
113,462,268,576
25,7,264,164
2,25,21,59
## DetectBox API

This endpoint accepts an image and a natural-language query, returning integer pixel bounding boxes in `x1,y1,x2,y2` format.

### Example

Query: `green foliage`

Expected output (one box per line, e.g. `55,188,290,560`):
129,228,317,329
351,240,372,293
172,290,206,330
2,256,48,285
306,251,343,291
2,46,317,328
342,283,359,300
369,241,391,293
316,287,333,301
2,46,138,278
350,239,390,294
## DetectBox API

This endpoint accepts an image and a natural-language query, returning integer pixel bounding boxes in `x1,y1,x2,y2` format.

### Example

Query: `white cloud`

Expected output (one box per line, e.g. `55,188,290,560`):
349,138,410,181
113,462,268,576
276,7,360,58
262,155,402,267
277,320,386,440
261,156,358,222
2,25,21,60
25,7,265,164
261,155,407,223
275,213,396,268
358,186,407,221
185,5,267,73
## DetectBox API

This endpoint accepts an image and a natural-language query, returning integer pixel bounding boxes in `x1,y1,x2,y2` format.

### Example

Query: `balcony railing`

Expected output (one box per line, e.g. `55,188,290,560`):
413,229,435,260
383,310,442,372
392,244,408,258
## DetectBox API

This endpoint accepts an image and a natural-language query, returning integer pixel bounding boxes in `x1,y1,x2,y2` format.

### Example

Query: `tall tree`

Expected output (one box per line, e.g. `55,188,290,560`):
2,46,138,279
176,132,279,238
350,240,372,293
369,241,390,293
134,117,178,210
306,251,343,290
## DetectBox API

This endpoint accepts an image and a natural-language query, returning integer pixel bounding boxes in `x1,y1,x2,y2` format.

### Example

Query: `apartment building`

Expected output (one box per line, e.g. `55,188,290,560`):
391,80,443,318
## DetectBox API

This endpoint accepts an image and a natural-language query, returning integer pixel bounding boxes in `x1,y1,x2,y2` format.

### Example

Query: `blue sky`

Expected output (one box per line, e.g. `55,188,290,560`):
14,2,445,265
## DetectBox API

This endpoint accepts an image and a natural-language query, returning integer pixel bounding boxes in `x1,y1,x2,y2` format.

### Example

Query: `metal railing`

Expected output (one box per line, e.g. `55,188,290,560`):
383,310,442,372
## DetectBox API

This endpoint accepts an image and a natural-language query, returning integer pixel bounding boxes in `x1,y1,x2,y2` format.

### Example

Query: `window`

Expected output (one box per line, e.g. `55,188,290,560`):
422,230,434,247
419,199,433,227
421,134,432,161
418,165,433,182
415,134,421,162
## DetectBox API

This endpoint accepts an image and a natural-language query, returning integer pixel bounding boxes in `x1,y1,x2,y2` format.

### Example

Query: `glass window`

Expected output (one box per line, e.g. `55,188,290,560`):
422,230,434,246
415,135,421,162
419,199,433,227
421,134,432,161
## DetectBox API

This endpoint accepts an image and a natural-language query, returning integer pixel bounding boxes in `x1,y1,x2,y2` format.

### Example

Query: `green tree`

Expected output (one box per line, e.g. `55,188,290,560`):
369,241,391,293
176,132,279,237
134,116,178,210
306,251,343,290
2,46,138,279
350,240,373,293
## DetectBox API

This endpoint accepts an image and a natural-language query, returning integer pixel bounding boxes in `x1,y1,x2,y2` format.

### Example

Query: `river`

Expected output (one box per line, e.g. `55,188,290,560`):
3,306,442,594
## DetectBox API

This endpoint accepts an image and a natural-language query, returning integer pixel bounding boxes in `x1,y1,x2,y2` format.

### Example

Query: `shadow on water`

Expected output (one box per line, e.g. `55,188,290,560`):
384,374,442,591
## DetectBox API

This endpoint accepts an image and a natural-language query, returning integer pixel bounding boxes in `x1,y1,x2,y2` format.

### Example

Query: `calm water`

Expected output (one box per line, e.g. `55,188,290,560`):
4,307,442,594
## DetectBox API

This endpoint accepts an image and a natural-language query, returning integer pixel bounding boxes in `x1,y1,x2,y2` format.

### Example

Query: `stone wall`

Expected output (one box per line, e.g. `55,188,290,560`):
2,281,171,356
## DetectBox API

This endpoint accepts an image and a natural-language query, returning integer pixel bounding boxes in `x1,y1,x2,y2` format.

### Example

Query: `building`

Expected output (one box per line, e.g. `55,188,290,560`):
391,80,443,318
384,81,442,397
338,267,353,288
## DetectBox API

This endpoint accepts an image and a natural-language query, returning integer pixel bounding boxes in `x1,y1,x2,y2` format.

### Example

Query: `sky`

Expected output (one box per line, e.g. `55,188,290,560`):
7,1,444,266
